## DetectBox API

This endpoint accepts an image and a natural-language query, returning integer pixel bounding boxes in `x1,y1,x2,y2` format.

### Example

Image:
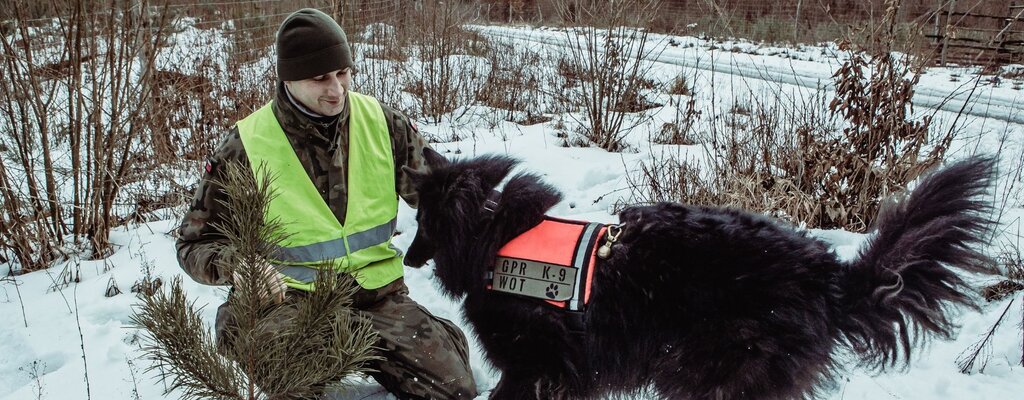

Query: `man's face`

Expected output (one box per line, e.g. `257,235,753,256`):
284,68,352,116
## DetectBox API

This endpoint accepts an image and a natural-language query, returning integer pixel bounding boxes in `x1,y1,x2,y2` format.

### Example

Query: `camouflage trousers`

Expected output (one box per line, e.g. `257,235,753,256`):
215,278,478,400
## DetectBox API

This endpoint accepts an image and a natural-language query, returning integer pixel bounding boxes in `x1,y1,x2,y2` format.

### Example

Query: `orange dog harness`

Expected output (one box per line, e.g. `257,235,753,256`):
487,217,607,311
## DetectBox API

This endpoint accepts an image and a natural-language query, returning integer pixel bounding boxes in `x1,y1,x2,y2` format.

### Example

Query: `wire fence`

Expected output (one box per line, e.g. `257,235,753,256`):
461,0,1014,46
4,0,1016,49
2,0,413,66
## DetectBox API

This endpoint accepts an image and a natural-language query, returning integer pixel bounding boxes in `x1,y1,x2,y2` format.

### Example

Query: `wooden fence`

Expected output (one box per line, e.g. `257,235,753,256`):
928,2,1024,66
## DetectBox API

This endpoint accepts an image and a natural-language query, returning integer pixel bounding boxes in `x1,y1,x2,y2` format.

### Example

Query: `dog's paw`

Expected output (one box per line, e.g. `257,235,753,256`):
545,284,559,299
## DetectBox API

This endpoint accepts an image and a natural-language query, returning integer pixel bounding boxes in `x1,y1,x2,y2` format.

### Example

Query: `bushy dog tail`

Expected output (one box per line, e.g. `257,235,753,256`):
836,156,997,370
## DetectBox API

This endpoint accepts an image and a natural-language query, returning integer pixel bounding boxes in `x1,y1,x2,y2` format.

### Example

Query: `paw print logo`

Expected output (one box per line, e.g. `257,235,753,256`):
545,284,559,299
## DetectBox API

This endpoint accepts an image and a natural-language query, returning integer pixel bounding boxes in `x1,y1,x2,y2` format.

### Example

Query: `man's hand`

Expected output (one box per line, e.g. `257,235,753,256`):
234,262,287,304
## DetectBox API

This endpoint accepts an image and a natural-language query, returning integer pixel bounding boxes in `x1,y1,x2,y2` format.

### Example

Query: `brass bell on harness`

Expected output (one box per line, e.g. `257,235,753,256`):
597,224,623,259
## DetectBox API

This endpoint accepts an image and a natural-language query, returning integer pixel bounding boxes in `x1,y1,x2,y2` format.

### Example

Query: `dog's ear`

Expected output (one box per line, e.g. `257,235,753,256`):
478,156,518,190
422,148,449,169
402,165,426,187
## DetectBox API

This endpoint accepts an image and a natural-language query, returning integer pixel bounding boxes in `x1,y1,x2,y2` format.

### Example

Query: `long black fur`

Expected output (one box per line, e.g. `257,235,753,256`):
403,150,998,400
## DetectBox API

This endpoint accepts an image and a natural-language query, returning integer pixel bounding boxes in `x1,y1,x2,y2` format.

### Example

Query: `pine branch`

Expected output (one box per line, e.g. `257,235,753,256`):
211,162,289,265
130,276,247,400
237,266,381,398
133,161,379,399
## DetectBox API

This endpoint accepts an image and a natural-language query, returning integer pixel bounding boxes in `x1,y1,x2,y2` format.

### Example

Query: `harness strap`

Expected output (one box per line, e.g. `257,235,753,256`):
481,190,502,216
570,223,605,311
480,167,517,218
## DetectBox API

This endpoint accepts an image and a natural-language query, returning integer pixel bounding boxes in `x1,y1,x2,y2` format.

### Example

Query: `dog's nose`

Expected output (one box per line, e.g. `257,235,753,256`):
403,257,426,268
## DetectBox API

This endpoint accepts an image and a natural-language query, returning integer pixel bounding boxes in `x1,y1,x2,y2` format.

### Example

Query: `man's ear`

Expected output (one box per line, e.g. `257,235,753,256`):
422,147,449,169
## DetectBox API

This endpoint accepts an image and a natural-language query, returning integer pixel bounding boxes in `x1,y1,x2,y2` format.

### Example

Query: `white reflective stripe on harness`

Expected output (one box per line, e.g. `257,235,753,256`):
267,217,397,263
569,222,602,311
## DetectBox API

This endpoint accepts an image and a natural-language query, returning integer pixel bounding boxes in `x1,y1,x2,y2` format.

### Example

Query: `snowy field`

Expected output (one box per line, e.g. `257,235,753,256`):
2,23,1024,399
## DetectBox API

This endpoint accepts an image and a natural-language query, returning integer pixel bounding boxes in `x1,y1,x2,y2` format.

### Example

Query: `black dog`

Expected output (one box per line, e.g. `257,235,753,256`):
403,149,996,400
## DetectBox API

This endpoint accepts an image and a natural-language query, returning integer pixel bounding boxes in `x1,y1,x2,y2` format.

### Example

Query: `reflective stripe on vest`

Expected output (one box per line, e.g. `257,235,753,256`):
236,92,403,290
268,218,398,263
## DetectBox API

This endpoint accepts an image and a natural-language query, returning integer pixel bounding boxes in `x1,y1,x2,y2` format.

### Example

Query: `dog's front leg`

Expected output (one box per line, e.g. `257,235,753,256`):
490,373,575,400
489,374,534,400
488,373,540,400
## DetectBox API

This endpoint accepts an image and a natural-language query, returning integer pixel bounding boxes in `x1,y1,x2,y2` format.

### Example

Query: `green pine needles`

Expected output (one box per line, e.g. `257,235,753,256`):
131,162,379,399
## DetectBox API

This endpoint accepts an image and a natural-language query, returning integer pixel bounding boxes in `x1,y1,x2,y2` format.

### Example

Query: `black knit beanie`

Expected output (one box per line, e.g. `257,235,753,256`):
276,8,354,81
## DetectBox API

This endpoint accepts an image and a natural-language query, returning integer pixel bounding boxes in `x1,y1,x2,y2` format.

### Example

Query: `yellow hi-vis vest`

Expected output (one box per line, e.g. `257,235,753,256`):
236,91,403,290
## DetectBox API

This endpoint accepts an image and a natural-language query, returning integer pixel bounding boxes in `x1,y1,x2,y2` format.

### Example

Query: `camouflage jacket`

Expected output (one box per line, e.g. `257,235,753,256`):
176,83,432,286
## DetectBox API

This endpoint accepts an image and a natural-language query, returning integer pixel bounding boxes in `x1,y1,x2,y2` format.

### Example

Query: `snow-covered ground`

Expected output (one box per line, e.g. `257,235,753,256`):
2,24,1024,399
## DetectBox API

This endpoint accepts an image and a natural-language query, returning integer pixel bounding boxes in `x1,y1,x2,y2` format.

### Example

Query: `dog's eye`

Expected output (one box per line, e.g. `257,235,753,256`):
414,214,429,234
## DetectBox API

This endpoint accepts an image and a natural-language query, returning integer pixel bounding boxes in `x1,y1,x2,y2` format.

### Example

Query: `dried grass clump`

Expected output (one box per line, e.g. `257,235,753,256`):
981,242,1024,302
652,95,698,145
666,73,691,96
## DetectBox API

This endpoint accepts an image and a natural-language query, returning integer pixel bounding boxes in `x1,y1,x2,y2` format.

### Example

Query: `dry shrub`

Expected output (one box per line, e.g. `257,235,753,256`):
555,57,583,90
981,280,1023,302
149,69,214,161
0,1,350,274
403,0,489,124
354,22,413,116
652,94,697,145
475,41,547,124
129,255,162,298
628,89,838,221
147,17,279,164
359,23,410,62
801,0,947,231
612,76,661,113
557,0,664,152
630,0,950,232
0,0,290,270
0,0,179,267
